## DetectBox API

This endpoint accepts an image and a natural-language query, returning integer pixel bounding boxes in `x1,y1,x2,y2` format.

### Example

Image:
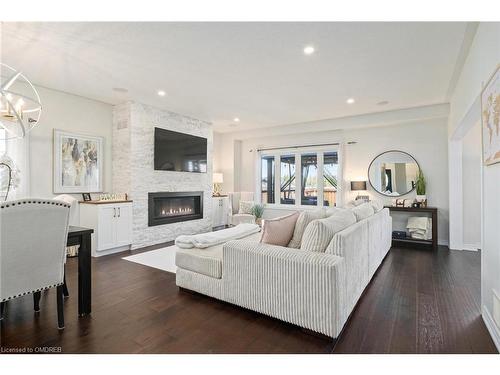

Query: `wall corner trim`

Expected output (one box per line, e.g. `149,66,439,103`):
482,305,500,352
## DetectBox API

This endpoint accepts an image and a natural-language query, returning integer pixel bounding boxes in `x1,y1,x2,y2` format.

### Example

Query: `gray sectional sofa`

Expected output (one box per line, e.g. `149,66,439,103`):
175,204,392,339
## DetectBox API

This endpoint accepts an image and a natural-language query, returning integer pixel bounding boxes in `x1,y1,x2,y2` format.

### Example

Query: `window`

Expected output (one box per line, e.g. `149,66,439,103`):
261,155,275,204
323,152,338,207
260,146,341,208
280,155,295,204
301,153,317,206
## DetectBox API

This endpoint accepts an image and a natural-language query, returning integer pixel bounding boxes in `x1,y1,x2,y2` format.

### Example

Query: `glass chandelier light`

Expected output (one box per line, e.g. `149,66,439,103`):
0,63,42,140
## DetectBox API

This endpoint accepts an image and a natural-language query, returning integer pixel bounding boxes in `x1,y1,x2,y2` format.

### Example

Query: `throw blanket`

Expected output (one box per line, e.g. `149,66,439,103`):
175,223,261,249
407,217,432,240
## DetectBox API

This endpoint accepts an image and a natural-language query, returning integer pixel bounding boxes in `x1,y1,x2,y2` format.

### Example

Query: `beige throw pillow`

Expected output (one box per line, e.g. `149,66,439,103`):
238,200,255,214
300,210,357,252
370,200,384,212
351,202,375,221
260,212,300,246
287,208,326,248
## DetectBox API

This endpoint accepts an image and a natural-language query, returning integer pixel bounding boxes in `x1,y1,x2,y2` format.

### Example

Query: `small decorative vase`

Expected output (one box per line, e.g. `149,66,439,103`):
256,218,263,227
415,195,427,207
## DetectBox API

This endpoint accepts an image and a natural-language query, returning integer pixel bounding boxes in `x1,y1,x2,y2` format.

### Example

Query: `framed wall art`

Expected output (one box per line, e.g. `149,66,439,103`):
53,129,104,193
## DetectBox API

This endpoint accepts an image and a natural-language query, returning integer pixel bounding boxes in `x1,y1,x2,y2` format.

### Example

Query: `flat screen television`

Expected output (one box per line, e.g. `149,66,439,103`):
154,127,207,173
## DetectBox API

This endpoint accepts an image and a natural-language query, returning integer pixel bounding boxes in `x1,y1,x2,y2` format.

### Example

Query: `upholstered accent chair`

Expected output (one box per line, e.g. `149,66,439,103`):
227,192,256,226
0,199,70,329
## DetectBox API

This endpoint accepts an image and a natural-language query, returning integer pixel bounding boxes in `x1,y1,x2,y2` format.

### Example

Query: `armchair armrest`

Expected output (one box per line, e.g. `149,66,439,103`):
222,240,345,338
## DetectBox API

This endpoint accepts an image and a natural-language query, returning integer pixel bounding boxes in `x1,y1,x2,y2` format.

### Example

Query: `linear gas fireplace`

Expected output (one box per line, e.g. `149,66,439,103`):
148,191,204,226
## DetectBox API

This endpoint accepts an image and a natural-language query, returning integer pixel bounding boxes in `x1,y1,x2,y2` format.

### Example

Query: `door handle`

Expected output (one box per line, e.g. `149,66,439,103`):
118,207,121,217
113,208,116,217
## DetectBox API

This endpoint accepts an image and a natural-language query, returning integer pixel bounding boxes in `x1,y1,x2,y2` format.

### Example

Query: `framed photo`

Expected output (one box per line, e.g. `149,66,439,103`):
82,193,92,202
481,64,500,166
53,130,104,193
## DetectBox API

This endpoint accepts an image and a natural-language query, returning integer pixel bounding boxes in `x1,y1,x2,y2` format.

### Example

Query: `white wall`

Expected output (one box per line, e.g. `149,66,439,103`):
28,86,113,199
448,22,500,349
216,115,450,245
462,121,482,250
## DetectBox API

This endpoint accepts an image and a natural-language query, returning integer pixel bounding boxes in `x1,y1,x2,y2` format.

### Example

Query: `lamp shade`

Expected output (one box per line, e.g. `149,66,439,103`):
351,181,367,191
213,173,224,184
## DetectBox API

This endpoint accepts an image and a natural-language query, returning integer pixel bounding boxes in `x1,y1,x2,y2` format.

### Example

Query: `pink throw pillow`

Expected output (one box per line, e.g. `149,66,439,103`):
260,212,300,246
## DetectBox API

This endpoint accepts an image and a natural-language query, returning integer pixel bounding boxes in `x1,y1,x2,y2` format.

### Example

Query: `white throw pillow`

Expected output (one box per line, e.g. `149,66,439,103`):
325,207,343,217
260,212,300,246
287,208,326,248
238,200,255,214
370,200,384,212
351,202,375,221
300,210,357,252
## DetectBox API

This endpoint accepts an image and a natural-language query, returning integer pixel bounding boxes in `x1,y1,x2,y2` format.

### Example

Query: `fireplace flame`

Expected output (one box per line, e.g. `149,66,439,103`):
160,207,193,216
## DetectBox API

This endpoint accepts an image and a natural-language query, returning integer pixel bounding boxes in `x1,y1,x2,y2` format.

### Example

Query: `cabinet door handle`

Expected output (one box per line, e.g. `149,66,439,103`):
118,207,121,217
113,208,116,217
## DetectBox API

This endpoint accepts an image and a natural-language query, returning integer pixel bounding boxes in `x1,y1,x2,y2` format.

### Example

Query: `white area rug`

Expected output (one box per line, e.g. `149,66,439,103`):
122,245,177,274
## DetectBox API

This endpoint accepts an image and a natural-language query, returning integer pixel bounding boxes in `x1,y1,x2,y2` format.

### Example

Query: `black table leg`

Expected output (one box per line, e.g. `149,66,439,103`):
78,233,92,316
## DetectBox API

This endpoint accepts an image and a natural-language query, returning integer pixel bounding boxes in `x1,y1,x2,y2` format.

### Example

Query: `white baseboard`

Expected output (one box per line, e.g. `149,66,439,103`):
462,243,480,251
482,305,500,351
92,244,131,257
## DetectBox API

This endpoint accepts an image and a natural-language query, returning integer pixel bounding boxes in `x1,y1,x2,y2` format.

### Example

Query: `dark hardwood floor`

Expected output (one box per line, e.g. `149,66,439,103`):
0,245,497,354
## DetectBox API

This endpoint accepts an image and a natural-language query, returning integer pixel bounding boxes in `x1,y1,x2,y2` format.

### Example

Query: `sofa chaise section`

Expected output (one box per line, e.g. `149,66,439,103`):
175,207,392,339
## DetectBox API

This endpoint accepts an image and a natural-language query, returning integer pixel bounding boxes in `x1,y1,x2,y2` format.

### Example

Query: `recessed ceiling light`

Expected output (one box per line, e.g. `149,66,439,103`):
228,123,238,128
112,87,128,93
157,90,166,97
346,98,355,104
377,100,389,106
303,46,315,55
233,117,240,123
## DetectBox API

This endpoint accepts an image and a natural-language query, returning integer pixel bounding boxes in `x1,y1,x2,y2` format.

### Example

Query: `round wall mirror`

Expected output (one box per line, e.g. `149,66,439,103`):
368,150,420,196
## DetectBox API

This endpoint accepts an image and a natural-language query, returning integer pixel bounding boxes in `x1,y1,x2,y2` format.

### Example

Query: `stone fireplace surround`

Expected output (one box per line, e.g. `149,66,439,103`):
113,101,213,249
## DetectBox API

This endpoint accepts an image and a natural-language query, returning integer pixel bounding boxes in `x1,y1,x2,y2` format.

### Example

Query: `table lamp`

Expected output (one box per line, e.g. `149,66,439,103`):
351,181,369,201
213,173,224,196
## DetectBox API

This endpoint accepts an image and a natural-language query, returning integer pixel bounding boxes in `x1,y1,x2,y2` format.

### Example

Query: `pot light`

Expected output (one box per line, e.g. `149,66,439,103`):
233,117,240,123
346,98,355,104
157,90,166,97
303,46,315,55
377,100,389,106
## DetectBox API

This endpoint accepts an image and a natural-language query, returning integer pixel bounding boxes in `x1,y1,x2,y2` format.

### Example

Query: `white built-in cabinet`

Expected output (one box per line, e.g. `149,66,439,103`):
80,201,133,257
211,196,229,227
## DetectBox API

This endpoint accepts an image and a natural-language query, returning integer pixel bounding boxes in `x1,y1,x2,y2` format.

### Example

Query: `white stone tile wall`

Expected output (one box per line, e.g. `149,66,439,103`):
113,101,213,249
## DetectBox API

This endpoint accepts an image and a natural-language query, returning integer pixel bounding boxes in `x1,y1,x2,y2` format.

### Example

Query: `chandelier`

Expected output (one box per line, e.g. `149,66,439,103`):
0,63,42,140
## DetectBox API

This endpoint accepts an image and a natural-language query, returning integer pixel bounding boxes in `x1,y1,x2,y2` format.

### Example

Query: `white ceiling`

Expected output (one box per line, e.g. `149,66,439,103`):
1,22,468,132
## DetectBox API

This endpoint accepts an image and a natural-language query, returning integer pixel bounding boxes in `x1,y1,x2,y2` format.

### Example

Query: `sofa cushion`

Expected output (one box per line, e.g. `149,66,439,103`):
238,200,255,214
351,203,375,221
287,208,326,248
300,210,356,252
261,212,299,246
176,231,262,278
176,246,223,278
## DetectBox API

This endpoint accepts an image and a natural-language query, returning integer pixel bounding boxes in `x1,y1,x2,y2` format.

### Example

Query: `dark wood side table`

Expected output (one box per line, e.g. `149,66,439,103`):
385,206,438,251
67,226,94,316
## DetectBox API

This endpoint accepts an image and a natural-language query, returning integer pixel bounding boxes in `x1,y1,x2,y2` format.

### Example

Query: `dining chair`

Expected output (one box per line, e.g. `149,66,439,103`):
0,199,70,329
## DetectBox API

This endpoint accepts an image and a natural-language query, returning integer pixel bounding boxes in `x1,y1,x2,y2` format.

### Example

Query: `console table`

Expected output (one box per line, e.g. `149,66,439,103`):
385,206,438,251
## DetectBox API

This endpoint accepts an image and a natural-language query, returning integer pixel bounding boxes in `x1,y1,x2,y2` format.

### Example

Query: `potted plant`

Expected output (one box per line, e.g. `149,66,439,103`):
415,169,427,206
251,204,264,226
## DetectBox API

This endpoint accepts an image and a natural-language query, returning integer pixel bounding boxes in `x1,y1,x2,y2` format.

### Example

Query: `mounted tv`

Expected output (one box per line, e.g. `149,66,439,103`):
154,127,207,173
